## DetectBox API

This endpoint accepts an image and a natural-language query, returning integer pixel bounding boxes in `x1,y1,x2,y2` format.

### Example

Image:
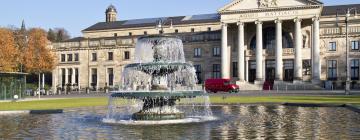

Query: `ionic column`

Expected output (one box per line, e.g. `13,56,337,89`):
72,68,76,84
77,68,81,90
294,18,303,81
312,17,321,83
275,19,283,81
221,23,230,78
237,22,245,82
65,68,69,84
255,20,264,83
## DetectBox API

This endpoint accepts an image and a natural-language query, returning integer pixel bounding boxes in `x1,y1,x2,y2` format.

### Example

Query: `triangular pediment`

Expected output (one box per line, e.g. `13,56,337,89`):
218,0,323,13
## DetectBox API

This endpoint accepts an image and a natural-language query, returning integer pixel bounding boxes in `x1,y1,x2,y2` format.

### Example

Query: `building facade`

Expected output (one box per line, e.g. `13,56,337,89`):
51,0,360,91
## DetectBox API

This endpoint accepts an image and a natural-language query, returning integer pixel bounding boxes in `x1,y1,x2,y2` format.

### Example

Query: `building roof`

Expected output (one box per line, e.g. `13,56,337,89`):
83,13,220,32
322,4,360,16
83,4,359,32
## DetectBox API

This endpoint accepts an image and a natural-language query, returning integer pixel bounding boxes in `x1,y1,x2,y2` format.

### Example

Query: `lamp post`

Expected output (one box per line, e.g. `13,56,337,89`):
336,8,358,94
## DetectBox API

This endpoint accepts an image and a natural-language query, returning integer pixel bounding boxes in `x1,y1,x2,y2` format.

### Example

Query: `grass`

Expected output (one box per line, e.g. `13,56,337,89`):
0,98,108,111
0,95,359,111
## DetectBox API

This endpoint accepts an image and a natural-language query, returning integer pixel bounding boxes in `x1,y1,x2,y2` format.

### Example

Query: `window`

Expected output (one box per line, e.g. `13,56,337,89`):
233,62,238,77
194,48,201,57
68,68,72,84
191,28,195,32
351,59,359,80
194,65,202,83
175,29,179,33
114,33,117,37
108,68,114,86
213,47,221,57
144,31,147,35
351,41,359,50
91,68,97,87
67,54,73,62
91,53,97,61
327,60,337,80
129,32,132,36
250,27,293,50
108,52,113,61
303,60,312,75
75,68,79,85
328,42,336,51
124,51,130,60
207,27,211,31
212,64,221,78
74,53,79,62
61,54,66,62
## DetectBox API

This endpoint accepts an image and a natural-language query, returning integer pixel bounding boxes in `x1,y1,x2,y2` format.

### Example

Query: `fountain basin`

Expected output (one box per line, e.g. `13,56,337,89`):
132,112,185,120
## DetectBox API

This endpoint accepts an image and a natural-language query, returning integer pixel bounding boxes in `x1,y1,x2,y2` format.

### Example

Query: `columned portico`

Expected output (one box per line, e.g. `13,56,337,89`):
218,0,323,86
294,18,303,81
237,22,245,82
255,20,264,83
275,19,283,81
221,23,230,79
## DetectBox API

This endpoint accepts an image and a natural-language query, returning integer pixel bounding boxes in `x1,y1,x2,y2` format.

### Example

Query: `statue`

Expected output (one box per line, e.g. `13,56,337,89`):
259,0,278,8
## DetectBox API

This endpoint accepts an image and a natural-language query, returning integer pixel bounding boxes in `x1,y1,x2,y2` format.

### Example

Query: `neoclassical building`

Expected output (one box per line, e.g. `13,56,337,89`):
51,0,360,91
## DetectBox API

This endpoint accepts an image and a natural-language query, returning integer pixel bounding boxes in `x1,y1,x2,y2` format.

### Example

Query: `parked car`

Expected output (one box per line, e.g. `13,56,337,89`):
205,79,239,93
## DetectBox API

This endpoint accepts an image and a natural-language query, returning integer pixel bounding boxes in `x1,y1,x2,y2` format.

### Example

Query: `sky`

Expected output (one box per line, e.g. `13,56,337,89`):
0,0,357,37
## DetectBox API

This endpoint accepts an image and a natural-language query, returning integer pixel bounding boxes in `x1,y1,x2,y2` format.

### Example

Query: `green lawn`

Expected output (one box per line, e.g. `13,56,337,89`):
0,95,359,111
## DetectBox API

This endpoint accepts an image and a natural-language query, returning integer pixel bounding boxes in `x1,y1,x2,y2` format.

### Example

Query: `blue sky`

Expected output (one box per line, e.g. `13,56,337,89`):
0,0,357,37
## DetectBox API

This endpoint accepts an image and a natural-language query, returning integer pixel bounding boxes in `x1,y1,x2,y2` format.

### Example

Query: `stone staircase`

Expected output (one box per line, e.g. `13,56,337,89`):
236,82,262,91
273,81,323,90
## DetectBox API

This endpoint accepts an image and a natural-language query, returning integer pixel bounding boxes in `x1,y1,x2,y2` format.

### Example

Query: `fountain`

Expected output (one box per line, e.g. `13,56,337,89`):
103,35,215,125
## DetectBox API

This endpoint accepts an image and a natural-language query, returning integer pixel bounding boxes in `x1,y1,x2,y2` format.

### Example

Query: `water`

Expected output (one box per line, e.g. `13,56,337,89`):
108,35,212,122
0,105,359,139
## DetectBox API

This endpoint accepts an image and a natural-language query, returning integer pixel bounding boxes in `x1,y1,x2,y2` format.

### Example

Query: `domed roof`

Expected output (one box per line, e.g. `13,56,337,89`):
106,4,117,13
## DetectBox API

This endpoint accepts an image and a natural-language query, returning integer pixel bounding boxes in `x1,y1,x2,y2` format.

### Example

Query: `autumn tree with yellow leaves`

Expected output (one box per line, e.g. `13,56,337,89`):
0,28,19,72
24,28,55,74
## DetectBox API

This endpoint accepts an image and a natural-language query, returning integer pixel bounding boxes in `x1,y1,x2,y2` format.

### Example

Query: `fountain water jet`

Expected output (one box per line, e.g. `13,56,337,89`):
103,35,215,124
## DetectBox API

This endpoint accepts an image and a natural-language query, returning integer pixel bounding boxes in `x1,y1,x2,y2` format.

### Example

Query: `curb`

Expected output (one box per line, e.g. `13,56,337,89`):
344,104,360,113
0,110,30,115
0,109,63,115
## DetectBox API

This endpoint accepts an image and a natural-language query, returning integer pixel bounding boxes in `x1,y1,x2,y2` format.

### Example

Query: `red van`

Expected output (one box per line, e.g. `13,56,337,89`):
205,79,239,93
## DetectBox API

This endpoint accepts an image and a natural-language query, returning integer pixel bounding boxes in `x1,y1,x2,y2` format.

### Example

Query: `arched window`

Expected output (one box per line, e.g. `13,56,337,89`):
250,27,293,50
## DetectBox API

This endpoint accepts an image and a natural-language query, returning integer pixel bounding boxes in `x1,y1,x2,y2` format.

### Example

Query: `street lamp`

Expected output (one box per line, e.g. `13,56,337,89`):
336,8,358,94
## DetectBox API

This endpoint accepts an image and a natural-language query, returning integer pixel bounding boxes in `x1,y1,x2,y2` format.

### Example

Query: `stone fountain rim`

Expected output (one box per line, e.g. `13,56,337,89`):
138,35,181,40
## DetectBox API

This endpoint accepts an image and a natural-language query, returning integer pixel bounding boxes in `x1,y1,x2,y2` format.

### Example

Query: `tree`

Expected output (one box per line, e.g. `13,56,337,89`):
54,28,70,42
0,28,19,72
47,28,56,42
13,25,28,72
24,28,56,98
24,28,55,74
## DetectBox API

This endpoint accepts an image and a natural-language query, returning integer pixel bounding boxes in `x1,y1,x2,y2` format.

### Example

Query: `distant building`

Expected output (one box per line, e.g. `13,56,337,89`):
51,1,360,91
